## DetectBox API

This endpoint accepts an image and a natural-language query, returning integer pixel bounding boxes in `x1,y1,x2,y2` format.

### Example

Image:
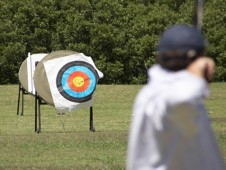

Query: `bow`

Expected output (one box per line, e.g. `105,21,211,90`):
193,0,204,30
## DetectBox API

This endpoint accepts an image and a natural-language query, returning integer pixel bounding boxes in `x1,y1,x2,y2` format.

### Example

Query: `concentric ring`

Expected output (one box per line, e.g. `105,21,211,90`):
56,61,98,102
67,71,90,92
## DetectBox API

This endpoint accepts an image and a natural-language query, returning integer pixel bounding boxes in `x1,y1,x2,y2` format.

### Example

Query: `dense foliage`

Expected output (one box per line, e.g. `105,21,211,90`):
0,0,225,84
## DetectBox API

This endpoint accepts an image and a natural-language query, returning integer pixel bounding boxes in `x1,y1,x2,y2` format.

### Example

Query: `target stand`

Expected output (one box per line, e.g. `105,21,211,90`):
34,93,95,133
17,50,102,133
32,51,101,133
34,92,47,133
17,82,29,116
89,107,95,132
17,52,48,116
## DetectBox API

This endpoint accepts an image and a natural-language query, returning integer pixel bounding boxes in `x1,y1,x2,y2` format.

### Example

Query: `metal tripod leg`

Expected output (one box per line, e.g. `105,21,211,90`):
17,83,24,116
37,97,41,133
35,92,41,133
35,92,38,132
89,107,95,132
17,83,21,115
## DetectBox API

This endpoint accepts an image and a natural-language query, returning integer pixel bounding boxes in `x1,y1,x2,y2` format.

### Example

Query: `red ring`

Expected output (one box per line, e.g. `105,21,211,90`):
67,71,90,92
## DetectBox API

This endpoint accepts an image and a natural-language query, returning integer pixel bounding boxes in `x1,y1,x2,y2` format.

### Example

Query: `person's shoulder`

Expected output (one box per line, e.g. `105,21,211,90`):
134,84,154,107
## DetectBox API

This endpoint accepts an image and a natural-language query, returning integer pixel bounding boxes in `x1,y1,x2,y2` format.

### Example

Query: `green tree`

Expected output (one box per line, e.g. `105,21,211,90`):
0,0,225,84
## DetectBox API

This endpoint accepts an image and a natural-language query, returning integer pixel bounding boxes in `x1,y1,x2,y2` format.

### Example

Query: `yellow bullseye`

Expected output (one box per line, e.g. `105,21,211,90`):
73,76,85,87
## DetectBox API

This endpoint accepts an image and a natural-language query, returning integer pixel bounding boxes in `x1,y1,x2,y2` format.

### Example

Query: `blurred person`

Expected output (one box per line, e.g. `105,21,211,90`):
126,24,225,170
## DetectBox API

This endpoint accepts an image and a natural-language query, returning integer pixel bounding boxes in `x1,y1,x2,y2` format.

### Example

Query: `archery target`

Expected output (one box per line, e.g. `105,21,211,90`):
56,61,98,103
34,50,103,113
18,53,48,95
34,50,79,106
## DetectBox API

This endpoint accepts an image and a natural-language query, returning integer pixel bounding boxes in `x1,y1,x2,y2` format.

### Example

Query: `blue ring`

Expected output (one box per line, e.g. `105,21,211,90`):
61,66,96,98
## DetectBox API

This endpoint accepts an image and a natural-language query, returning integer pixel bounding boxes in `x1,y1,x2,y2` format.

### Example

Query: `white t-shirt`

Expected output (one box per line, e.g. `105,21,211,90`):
127,65,225,170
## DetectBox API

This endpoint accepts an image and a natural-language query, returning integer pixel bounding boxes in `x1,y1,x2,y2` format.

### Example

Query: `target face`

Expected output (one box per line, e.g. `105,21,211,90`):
56,61,98,103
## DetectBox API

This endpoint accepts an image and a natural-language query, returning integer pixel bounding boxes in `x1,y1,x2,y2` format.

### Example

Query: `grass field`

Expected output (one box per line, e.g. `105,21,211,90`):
0,84,225,169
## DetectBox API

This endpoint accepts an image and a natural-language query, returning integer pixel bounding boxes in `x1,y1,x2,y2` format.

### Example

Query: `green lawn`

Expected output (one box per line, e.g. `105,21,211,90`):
0,84,225,169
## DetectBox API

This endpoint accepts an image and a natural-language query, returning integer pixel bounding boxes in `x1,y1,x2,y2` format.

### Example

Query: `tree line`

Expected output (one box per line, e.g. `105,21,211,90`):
0,0,225,84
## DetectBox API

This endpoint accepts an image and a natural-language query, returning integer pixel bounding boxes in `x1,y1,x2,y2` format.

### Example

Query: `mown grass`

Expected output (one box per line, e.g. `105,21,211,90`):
0,84,225,169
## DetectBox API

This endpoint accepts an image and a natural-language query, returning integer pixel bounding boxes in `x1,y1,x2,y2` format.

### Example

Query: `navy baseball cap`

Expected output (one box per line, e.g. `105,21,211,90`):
157,24,206,54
